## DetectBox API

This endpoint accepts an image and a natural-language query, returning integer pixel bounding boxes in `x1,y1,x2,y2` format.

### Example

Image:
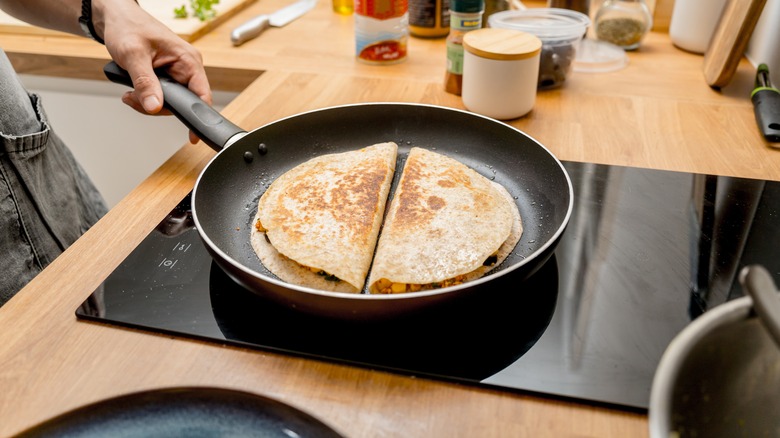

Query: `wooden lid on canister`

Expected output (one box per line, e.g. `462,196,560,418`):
463,28,542,61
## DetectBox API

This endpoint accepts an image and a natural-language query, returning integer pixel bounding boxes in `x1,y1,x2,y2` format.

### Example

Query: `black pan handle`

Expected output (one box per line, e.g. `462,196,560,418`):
103,61,246,151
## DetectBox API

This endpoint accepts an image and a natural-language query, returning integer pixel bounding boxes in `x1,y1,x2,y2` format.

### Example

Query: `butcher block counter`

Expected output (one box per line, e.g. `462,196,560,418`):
0,0,778,436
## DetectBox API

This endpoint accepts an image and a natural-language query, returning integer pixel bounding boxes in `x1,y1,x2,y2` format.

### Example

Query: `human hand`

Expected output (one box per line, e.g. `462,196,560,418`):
94,0,212,144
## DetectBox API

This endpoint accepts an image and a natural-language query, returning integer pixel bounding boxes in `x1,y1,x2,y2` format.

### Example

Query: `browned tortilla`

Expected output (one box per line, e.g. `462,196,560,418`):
250,142,398,292
367,147,522,293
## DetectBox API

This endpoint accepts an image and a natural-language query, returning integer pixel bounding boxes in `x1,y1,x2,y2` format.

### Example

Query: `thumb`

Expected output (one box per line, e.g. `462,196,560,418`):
126,61,164,114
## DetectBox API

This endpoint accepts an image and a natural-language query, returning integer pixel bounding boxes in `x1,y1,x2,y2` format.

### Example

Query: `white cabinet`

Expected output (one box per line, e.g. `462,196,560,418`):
21,75,236,207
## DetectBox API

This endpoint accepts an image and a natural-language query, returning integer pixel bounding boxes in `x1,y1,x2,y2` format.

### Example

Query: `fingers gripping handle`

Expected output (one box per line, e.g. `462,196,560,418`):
103,61,246,151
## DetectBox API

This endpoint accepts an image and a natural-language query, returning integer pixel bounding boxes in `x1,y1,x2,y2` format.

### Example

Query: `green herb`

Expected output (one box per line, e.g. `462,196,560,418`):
173,4,188,18
317,271,341,282
173,0,220,21
193,0,220,21
596,17,646,48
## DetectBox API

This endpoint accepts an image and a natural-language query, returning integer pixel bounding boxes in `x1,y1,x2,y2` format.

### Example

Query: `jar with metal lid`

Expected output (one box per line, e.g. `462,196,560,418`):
461,28,542,120
594,0,652,50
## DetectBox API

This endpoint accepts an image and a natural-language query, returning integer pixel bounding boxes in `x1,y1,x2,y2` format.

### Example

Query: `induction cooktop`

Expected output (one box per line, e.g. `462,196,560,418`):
76,161,780,411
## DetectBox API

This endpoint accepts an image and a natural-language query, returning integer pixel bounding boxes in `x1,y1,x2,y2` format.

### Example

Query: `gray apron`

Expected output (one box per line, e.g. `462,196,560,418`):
0,49,107,305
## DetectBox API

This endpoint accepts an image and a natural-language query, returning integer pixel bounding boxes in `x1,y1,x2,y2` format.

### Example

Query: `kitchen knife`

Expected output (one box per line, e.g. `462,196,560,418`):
231,0,317,46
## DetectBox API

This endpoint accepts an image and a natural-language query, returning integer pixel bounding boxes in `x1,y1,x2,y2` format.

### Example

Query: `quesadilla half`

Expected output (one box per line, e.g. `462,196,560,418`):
367,147,522,294
251,142,398,293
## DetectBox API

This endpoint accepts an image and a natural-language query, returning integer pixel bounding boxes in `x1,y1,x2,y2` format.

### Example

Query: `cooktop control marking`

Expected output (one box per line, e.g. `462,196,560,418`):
173,242,192,253
158,257,178,269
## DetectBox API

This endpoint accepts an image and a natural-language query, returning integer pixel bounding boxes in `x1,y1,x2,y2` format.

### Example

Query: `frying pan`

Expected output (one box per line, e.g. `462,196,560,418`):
104,62,573,320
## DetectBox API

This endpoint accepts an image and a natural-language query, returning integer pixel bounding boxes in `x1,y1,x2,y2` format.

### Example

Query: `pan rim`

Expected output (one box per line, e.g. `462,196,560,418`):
191,102,574,301
647,295,754,438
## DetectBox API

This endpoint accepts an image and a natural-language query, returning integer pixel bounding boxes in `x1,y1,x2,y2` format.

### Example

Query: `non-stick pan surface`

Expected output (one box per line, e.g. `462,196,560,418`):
104,63,572,320
192,103,572,318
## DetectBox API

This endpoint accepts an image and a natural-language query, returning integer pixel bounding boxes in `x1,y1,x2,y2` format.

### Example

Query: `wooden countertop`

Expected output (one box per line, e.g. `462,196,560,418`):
0,1,778,436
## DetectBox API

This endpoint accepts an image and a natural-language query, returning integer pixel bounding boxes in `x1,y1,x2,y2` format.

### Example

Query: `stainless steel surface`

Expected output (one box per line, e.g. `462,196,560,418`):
741,265,780,348
649,268,780,438
231,0,317,46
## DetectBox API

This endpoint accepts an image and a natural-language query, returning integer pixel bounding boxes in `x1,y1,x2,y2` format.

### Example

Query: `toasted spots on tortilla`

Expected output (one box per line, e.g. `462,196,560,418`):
270,157,390,246
332,165,389,242
251,143,521,295
367,147,521,293
427,196,445,210
252,142,397,292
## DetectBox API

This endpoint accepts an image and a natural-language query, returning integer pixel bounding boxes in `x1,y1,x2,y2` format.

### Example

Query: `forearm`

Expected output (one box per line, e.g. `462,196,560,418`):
0,0,83,36
0,0,211,134
0,0,142,42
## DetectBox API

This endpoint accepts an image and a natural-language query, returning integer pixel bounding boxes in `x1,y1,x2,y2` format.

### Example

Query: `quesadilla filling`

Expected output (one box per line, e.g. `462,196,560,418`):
310,267,341,282
373,276,468,294
255,219,342,283
373,252,499,294
255,219,268,233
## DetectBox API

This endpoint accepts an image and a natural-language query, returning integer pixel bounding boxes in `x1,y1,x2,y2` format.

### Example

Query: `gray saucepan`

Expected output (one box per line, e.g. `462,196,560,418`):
104,62,573,320
649,265,780,437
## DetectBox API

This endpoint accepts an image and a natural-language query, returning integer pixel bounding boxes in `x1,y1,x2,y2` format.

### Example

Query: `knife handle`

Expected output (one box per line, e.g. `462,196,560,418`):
231,15,271,46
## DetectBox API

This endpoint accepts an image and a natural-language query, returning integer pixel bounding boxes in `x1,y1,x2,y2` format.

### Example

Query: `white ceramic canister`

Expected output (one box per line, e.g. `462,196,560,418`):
668,0,729,54
462,28,542,120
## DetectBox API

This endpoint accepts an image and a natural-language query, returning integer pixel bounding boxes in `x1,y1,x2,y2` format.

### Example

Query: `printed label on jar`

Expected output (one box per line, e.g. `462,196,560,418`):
446,40,464,74
409,0,436,27
357,37,408,63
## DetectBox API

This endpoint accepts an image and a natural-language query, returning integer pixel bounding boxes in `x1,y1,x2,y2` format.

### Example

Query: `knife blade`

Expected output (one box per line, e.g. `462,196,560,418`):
231,0,317,46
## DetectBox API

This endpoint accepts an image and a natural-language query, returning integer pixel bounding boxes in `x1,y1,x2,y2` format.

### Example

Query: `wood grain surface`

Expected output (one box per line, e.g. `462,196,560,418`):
0,0,777,436
0,70,651,438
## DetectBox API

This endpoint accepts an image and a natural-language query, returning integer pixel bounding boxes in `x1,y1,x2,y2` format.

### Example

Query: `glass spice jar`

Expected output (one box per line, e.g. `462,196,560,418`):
444,0,484,95
594,0,652,51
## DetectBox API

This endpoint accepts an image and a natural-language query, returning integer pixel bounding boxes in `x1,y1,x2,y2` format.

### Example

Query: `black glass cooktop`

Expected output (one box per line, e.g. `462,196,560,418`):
76,161,780,411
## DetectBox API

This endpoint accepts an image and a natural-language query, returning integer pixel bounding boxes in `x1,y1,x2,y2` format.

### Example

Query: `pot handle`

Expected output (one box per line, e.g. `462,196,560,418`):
103,61,246,152
739,265,780,349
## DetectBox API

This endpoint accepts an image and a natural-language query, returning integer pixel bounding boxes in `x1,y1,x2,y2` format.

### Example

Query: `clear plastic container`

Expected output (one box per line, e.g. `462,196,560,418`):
488,8,590,89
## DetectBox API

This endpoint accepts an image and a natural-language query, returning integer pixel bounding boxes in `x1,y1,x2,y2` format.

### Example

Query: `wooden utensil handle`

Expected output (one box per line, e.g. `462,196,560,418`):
703,0,767,88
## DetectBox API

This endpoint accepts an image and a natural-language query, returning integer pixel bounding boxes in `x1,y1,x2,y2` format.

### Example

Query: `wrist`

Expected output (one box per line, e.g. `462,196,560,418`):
79,0,104,43
86,0,139,44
